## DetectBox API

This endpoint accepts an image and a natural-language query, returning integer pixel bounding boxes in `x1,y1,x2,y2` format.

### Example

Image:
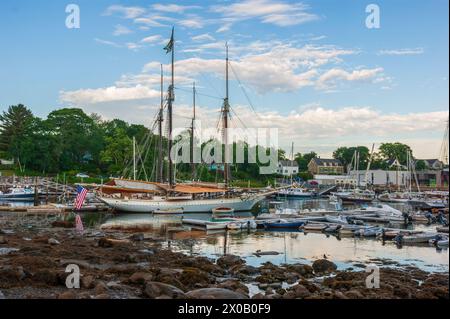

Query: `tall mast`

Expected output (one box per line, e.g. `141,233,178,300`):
191,82,197,180
168,28,175,187
158,64,164,183
133,136,136,180
223,43,230,188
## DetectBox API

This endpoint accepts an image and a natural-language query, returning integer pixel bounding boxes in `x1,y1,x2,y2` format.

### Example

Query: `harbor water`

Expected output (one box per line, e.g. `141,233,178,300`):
101,198,449,273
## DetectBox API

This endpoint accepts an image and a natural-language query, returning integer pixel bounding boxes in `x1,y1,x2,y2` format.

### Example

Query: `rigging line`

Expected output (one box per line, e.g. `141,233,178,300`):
177,48,224,99
174,86,223,101
229,62,263,121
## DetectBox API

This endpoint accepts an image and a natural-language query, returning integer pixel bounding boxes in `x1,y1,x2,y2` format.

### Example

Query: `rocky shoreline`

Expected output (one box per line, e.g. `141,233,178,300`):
0,215,448,299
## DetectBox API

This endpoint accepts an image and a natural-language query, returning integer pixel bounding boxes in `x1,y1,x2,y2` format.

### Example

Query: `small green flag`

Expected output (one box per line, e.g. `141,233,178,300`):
164,27,174,54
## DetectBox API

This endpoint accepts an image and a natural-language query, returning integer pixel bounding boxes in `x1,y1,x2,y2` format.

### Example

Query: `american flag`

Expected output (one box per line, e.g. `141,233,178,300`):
74,185,88,210
75,214,84,233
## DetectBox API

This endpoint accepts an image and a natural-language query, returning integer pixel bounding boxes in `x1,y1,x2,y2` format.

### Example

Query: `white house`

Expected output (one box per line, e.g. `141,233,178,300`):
277,160,299,176
350,170,410,187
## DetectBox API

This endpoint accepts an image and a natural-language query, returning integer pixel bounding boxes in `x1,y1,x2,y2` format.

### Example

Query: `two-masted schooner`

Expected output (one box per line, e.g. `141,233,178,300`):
96,28,274,213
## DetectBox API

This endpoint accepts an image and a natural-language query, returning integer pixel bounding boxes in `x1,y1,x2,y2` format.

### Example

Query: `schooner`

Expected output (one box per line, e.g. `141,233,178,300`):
96,28,274,213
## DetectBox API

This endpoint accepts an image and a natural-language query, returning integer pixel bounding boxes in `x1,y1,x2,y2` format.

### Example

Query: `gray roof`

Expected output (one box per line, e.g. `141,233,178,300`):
279,160,298,167
311,158,343,166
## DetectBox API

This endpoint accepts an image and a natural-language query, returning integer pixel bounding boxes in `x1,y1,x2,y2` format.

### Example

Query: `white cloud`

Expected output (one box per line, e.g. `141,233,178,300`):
141,35,163,44
113,24,132,36
152,4,201,14
125,42,142,51
216,23,232,33
378,48,425,56
317,68,385,89
103,5,146,19
59,85,160,105
212,0,319,27
192,33,216,42
94,38,121,48
178,16,204,29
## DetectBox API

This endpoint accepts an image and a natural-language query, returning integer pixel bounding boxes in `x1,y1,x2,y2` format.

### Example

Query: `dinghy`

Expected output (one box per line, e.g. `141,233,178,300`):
227,222,242,230
212,207,235,217
302,223,327,231
325,215,349,225
263,219,305,229
396,233,438,244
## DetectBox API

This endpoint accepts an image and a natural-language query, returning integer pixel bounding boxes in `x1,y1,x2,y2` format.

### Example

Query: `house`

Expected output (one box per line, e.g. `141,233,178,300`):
0,159,14,165
308,158,344,175
277,160,299,176
419,159,444,170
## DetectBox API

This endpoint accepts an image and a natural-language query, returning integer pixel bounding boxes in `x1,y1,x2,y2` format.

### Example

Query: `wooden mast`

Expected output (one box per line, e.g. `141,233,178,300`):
158,64,164,183
191,82,197,180
223,43,230,188
168,28,175,187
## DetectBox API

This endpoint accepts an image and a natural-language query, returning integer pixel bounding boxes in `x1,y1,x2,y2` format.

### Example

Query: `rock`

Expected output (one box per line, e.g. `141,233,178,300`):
252,293,265,299
94,293,110,299
98,238,131,248
334,291,349,299
216,280,249,295
94,282,108,295
144,281,186,299
178,268,214,289
312,259,337,274
33,270,59,285
216,255,245,268
48,238,61,245
253,251,280,257
0,236,7,244
0,248,19,255
58,291,77,299
231,264,259,276
345,290,364,299
186,288,248,299
129,233,145,241
0,290,5,299
285,264,314,277
129,272,153,284
51,221,74,228
293,284,311,298
81,275,95,289
282,291,296,299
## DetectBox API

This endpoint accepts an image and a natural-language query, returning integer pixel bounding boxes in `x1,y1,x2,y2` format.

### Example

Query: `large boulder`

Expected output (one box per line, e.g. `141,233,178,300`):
186,288,248,299
312,259,337,274
144,282,186,299
216,255,245,269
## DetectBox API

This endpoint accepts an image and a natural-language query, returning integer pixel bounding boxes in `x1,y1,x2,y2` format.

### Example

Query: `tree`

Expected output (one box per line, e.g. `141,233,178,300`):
46,108,103,171
379,142,413,165
333,146,369,171
415,160,427,171
295,151,317,171
0,104,34,160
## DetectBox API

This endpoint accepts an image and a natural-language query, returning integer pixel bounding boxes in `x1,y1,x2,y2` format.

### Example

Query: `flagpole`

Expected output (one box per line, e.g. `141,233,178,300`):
158,64,164,183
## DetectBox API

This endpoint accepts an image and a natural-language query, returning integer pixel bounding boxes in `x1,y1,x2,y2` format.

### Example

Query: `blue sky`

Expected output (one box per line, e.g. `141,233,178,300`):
0,0,448,158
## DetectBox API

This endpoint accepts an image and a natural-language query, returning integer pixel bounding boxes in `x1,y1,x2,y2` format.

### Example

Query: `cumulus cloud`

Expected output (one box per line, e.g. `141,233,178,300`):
317,68,385,89
60,85,160,105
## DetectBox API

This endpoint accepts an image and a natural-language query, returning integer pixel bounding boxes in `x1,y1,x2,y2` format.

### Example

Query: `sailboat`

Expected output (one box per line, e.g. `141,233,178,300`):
97,29,273,213
276,142,315,198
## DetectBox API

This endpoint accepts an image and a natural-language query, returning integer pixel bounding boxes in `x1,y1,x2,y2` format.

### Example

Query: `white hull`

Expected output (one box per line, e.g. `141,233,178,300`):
99,195,264,213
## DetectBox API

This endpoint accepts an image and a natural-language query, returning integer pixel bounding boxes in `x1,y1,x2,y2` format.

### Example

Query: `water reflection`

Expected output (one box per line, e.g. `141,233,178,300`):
102,199,449,273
